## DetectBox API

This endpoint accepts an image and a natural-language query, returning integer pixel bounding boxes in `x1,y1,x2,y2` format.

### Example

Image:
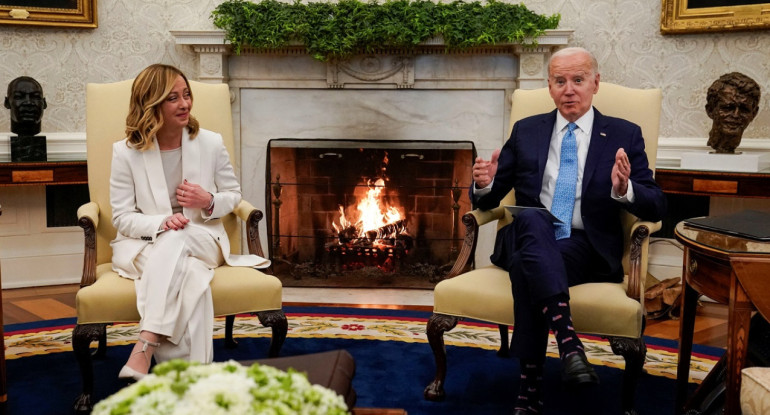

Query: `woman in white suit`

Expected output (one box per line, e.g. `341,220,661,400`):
111,64,265,381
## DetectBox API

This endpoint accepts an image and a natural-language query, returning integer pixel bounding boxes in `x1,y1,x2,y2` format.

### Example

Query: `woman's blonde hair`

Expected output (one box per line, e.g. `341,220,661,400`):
125,64,200,150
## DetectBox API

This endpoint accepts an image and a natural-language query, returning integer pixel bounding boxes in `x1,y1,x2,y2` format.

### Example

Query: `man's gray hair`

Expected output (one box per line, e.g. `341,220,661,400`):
548,47,599,76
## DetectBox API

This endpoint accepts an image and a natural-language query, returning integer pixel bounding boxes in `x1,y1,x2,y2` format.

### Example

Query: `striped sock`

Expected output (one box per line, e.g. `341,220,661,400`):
541,294,584,359
514,359,543,413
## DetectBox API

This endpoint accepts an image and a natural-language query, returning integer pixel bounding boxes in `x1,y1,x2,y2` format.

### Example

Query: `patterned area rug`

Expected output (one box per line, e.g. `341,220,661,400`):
5,309,719,383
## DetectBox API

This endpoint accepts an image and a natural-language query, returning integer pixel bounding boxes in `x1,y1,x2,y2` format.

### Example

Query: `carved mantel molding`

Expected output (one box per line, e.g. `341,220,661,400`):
171,29,573,88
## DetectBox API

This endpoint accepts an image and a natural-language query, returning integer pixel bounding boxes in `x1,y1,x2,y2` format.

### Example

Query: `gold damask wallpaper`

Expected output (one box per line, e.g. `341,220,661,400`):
0,0,769,141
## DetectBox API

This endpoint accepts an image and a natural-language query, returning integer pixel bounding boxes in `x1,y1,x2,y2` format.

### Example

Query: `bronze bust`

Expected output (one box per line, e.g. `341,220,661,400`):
5,76,48,161
5,76,47,137
705,72,760,154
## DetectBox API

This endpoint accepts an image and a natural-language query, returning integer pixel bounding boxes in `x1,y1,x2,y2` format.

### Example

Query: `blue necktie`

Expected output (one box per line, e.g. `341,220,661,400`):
552,122,578,240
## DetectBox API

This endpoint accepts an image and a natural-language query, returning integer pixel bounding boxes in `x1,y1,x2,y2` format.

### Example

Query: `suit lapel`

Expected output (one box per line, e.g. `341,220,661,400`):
583,108,609,193
182,129,201,219
181,129,201,185
143,141,172,214
537,110,558,185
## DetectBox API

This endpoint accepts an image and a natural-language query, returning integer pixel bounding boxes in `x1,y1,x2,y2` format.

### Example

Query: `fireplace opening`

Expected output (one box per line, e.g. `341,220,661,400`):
266,138,475,289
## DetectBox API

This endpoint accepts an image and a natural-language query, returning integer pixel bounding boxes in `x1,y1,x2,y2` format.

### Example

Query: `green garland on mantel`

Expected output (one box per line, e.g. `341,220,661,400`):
211,0,560,61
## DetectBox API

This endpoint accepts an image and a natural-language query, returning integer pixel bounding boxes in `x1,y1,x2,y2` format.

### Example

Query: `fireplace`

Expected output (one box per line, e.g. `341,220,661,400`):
171,29,570,286
266,139,475,288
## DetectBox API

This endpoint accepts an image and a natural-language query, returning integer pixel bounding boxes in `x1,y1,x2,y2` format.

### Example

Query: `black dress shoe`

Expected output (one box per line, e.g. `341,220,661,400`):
561,352,599,385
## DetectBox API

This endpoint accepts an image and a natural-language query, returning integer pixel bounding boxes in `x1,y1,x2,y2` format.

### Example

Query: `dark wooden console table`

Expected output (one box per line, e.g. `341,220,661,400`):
656,168,770,198
0,159,87,410
0,160,87,187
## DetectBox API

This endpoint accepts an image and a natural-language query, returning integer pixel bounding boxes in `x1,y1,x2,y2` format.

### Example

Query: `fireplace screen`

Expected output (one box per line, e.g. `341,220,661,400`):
266,139,475,289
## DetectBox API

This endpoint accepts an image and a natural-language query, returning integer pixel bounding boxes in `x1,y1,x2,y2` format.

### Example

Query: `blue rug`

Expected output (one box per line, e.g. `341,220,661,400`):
3,307,722,415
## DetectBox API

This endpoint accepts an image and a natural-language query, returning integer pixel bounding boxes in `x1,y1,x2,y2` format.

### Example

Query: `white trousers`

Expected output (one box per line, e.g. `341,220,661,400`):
133,224,224,364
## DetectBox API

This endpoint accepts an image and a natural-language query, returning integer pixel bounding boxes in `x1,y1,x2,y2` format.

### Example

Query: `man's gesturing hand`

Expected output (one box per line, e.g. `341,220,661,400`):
612,148,631,196
472,149,500,189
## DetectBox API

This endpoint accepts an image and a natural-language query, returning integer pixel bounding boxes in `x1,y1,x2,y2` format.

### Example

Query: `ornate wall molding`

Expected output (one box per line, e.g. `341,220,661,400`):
329,55,415,89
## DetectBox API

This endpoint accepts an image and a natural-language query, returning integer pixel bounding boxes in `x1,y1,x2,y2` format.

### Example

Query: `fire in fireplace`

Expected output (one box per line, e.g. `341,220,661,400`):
330,175,411,274
266,138,475,289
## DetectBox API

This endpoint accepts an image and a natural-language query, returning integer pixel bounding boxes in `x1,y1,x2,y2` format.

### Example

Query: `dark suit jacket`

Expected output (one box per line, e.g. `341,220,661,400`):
474,108,667,282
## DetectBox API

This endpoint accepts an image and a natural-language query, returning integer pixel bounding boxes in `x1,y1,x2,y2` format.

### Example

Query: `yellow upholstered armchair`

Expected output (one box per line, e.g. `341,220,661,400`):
72,80,287,413
423,83,663,415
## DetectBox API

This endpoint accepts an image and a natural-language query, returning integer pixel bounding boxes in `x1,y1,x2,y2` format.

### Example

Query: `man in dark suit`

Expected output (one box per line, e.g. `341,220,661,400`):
472,47,666,414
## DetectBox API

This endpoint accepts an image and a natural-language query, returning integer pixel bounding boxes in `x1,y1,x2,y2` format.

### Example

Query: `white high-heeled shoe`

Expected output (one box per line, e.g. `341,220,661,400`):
118,336,160,382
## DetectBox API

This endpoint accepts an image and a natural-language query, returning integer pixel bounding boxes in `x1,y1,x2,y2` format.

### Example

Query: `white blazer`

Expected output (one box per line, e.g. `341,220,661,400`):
110,128,264,279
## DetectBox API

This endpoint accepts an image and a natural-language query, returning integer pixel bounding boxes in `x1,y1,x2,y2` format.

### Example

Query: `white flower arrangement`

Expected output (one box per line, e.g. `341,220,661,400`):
93,359,350,415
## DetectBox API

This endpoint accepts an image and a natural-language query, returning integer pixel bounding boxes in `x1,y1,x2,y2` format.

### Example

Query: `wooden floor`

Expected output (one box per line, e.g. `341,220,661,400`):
1,283,728,349
2,284,78,326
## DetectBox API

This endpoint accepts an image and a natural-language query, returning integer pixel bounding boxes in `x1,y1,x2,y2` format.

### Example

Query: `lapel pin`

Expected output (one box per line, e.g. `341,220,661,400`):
600,132,607,137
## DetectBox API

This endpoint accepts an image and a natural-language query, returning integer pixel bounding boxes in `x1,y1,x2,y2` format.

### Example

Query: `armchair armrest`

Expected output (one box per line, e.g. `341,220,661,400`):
444,206,507,279
467,206,507,227
233,200,265,258
77,201,100,229
625,220,662,301
77,202,100,288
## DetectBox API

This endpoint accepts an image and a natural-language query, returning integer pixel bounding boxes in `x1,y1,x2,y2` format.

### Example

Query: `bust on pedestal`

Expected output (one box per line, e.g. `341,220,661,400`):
4,76,47,162
681,72,767,172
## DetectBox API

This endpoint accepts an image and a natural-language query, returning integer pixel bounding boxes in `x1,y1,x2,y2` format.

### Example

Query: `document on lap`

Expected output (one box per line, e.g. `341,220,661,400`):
504,205,563,223
227,254,271,269
251,256,271,269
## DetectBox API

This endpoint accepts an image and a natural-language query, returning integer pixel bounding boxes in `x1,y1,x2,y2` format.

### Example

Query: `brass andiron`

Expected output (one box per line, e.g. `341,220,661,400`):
271,174,282,256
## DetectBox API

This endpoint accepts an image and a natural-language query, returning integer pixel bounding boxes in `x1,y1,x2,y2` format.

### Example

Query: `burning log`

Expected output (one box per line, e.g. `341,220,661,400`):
337,225,358,244
366,219,407,241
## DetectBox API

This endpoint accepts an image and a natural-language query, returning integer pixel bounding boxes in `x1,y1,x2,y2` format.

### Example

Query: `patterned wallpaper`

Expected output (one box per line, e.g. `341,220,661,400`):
1,0,769,141
0,0,216,134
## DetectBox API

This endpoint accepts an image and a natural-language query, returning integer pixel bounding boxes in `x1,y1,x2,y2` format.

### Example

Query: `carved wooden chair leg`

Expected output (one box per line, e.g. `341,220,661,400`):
224,315,238,348
72,323,108,414
497,324,510,357
91,324,108,359
424,313,459,401
256,310,288,357
608,335,647,415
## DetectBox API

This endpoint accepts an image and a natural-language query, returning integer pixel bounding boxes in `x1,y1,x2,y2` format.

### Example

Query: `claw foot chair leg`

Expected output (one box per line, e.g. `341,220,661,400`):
424,313,459,401
608,335,647,415
72,323,108,414
256,310,288,357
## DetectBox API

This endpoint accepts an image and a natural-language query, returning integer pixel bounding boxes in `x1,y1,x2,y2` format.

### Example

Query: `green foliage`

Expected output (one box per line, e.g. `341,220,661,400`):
211,0,560,61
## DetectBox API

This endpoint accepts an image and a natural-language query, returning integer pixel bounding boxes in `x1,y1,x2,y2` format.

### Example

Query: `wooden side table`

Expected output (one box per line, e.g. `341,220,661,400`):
674,220,770,415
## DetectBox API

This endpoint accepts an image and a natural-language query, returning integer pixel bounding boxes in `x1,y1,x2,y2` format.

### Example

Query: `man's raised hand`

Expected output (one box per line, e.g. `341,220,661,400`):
472,149,500,189
611,148,630,196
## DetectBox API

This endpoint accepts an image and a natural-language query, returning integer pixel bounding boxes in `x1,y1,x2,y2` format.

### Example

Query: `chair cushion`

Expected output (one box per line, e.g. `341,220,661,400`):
76,262,283,324
433,265,643,338
742,367,770,415
433,266,515,326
